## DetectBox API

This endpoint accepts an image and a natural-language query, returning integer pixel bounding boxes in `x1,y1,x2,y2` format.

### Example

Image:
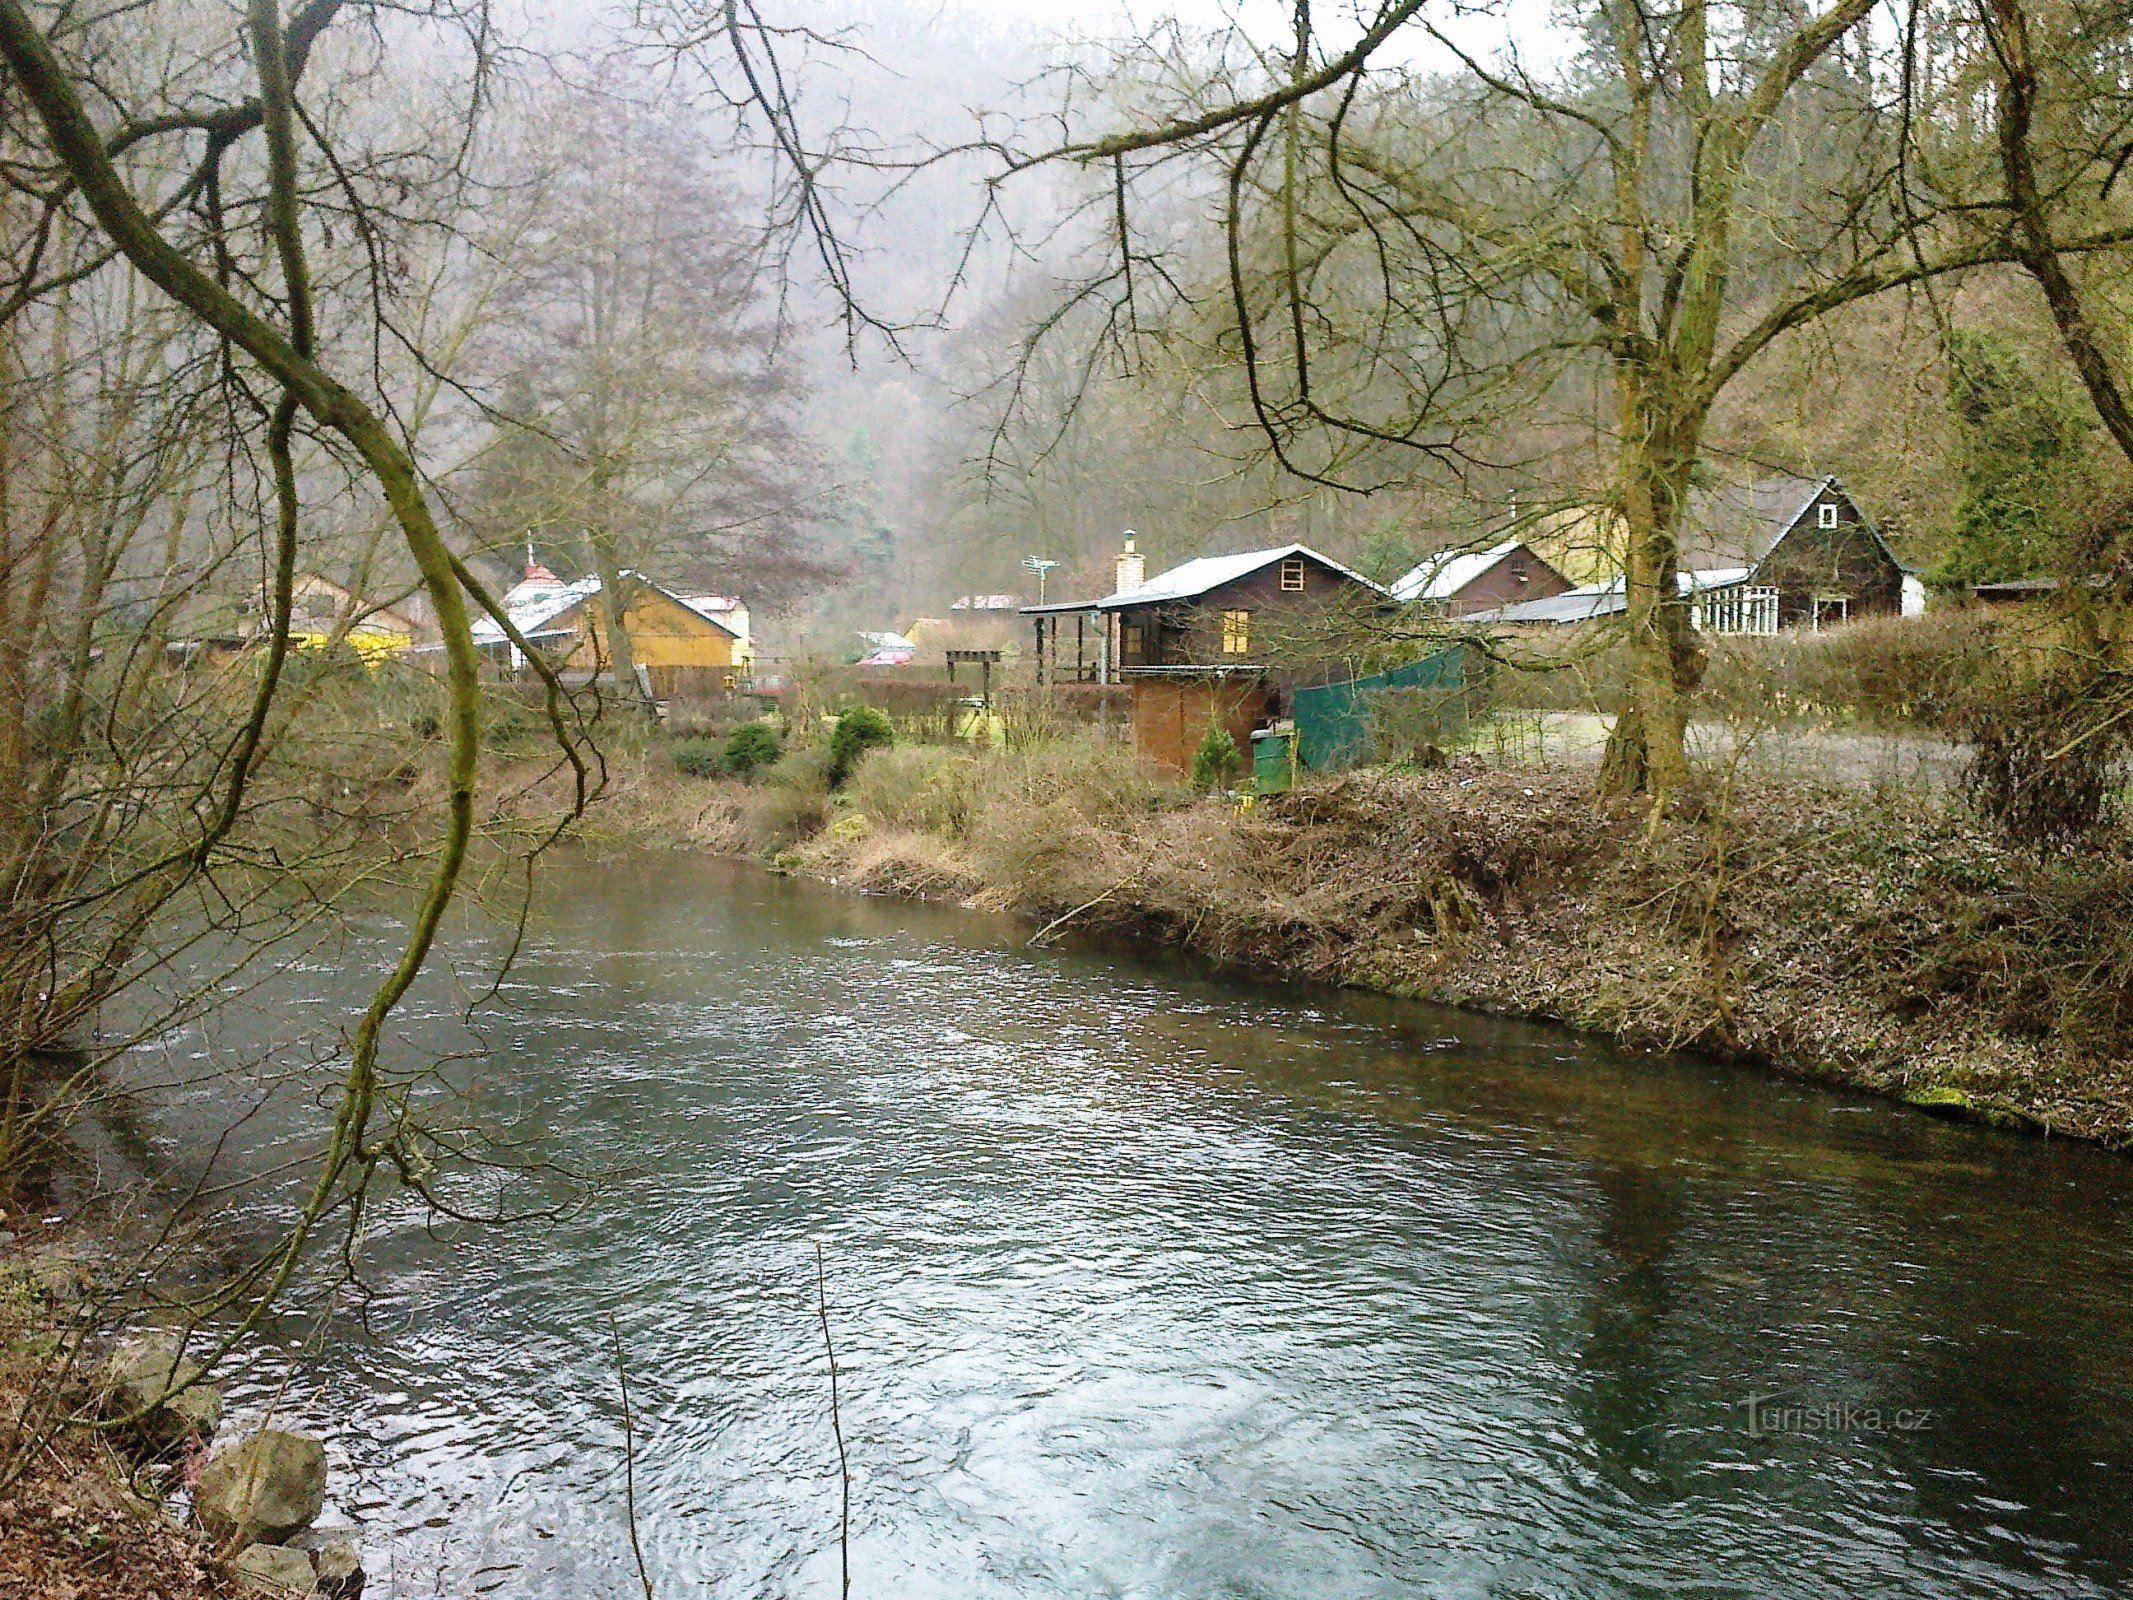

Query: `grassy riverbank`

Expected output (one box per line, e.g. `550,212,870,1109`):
580,732,2133,1147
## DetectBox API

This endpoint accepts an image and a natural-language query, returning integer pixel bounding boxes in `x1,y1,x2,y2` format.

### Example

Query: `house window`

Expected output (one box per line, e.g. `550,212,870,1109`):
1121,623,1144,661
1812,595,1849,631
1279,559,1307,592
1221,610,1251,654
1818,502,1840,529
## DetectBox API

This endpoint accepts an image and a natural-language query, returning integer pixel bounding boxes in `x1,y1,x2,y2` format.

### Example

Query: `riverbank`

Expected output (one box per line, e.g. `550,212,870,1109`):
0,1238,237,1600
577,736,2133,1147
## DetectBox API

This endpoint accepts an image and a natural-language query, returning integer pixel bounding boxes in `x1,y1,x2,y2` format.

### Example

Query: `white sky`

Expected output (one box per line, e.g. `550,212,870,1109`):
968,0,1576,74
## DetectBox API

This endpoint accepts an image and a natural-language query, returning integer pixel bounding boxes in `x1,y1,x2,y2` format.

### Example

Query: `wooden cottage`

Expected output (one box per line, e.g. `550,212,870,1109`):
1678,475,1912,632
471,562,749,696
1391,539,1573,616
1472,476,1919,632
1024,537,1392,775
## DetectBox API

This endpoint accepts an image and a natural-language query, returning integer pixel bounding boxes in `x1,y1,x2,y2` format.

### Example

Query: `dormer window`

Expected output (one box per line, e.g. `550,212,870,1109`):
1818,502,1839,529
1279,559,1306,592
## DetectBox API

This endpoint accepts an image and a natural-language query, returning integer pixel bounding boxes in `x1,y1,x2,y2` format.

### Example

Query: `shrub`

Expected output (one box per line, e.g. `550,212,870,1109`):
722,721,783,779
843,744,981,835
1363,685,1467,766
669,736,726,778
1190,721,1242,792
766,744,835,794
1690,609,2009,732
828,705,895,787
1961,667,2126,843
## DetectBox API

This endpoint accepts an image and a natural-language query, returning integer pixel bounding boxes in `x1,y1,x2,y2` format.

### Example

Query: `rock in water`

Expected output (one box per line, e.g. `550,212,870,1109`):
232,1542,319,1595
103,1334,222,1448
310,1536,364,1599
197,1430,328,1545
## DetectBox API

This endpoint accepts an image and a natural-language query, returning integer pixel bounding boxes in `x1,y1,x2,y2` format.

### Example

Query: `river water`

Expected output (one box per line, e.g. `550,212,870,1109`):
168,853,2133,1598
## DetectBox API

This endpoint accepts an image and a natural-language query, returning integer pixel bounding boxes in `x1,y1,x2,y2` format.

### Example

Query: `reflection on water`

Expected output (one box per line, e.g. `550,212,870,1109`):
167,854,2133,1598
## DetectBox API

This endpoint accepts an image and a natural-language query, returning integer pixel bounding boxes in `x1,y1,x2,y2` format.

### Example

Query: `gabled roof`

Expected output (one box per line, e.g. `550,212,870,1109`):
1391,538,1562,603
1684,474,1911,574
471,570,742,647
1395,539,1515,602
1023,543,1388,615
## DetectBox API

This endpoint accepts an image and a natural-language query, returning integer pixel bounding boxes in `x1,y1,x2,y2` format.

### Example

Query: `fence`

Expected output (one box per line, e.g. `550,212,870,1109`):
1291,645,1474,772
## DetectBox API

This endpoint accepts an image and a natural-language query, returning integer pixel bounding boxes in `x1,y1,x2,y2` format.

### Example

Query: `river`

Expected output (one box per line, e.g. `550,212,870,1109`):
161,852,2133,1598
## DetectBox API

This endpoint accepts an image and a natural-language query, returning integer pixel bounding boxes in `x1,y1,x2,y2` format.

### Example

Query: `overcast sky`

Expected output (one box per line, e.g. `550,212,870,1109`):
948,0,1572,75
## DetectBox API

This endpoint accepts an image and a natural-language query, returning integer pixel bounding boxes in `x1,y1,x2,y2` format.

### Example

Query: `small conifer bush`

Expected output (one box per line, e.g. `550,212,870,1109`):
1190,720,1242,793
828,705,895,787
669,737,726,779
722,721,783,779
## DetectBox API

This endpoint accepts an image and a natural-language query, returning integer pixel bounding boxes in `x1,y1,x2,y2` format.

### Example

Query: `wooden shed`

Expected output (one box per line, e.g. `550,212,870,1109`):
1128,672,1272,776
471,564,747,695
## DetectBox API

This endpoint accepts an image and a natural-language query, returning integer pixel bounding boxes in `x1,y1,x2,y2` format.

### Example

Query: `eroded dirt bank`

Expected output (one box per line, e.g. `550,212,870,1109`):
598,748,2133,1146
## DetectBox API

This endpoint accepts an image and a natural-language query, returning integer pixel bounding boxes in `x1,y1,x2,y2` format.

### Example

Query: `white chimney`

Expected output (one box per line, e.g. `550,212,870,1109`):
1115,532,1146,596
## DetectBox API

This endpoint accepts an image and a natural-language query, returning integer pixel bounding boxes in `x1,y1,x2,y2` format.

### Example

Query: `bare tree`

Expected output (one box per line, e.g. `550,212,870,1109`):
0,0,597,1363
459,70,836,694
837,0,2133,795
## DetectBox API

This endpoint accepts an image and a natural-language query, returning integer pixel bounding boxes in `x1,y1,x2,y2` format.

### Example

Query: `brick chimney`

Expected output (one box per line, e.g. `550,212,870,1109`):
1115,532,1146,596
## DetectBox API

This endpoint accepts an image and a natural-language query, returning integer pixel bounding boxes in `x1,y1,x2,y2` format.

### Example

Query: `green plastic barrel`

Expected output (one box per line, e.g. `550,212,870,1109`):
1251,727,1296,794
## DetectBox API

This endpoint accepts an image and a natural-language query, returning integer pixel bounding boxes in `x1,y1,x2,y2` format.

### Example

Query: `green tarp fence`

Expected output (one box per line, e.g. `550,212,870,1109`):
1291,645,1470,772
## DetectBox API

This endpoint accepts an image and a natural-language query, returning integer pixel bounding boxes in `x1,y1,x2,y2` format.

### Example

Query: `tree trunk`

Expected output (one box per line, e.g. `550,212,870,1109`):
587,529,652,714
1598,375,1704,797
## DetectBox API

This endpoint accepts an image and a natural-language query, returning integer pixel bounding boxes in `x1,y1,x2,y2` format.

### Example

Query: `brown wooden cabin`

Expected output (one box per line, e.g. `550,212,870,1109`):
1023,540,1392,776
1680,475,1909,630
1391,539,1574,616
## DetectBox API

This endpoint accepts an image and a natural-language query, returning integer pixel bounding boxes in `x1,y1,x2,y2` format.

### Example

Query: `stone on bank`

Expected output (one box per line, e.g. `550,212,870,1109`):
197,1427,327,1545
102,1333,223,1448
234,1541,319,1595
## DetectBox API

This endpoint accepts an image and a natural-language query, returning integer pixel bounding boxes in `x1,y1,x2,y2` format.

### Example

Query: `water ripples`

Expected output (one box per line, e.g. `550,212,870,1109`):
199,856,2133,1599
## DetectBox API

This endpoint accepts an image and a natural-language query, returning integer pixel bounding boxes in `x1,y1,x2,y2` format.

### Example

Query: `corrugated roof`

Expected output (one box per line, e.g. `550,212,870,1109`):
1475,582,1627,624
1466,567,1753,624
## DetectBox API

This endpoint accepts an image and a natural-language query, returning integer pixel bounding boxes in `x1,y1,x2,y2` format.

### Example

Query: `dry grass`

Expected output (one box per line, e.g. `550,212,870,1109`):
799,744,2133,1144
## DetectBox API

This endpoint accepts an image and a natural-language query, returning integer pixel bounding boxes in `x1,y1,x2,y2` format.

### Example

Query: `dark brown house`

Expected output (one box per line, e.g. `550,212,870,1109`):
1024,539,1391,775
1391,538,1574,615
1680,475,1915,632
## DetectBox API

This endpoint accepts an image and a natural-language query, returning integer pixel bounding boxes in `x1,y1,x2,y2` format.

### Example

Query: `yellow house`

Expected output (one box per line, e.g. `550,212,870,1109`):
471,563,749,696
1520,505,1628,587
267,573,421,662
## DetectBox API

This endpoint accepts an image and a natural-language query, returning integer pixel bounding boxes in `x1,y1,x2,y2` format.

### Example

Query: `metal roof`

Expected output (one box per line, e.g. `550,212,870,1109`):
1465,567,1754,624
1021,543,1389,615
1391,538,1525,603
1473,583,1627,625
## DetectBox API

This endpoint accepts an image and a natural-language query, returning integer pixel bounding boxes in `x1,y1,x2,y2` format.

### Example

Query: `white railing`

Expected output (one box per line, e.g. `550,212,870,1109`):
1693,584,1779,635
